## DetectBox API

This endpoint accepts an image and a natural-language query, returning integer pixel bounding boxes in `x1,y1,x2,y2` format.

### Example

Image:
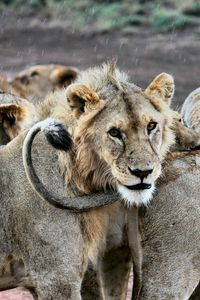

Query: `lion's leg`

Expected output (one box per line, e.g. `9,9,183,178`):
34,277,82,300
98,245,132,300
81,246,132,300
127,206,142,300
139,250,199,300
19,223,89,300
82,207,132,300
97,207,132,300
81,263,103,300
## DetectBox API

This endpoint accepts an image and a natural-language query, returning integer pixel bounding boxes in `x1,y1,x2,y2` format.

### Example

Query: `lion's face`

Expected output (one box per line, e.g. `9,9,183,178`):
95,94,168,206
66,71,175,206
9,64,78,102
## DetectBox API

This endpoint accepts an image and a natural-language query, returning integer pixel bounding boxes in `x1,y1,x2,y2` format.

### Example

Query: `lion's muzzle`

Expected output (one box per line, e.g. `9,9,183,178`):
125,183,152,190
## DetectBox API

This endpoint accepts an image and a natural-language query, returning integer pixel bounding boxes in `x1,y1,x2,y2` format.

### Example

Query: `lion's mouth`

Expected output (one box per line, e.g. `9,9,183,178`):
190,145,200,150
125,183,152,190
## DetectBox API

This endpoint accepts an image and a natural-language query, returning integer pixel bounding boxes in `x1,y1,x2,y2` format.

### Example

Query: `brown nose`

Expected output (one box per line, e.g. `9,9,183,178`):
128,168,153,179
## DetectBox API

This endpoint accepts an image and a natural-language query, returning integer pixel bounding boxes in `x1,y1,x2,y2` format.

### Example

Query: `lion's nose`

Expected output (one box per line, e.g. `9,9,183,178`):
128,168,153,179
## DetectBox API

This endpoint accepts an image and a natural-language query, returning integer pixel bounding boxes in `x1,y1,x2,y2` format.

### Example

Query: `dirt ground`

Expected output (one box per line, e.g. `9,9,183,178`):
0,12,200,299
0,21,200,109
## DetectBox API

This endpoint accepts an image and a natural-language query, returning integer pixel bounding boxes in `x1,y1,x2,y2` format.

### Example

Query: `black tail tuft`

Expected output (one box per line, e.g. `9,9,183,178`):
43,122,72,151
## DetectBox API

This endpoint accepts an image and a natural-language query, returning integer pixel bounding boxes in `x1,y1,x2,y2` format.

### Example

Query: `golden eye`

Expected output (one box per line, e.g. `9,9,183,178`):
108,128,122,139
147,121,157,133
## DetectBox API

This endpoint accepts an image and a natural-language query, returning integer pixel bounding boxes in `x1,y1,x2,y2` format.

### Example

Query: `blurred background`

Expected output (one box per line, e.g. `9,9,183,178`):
0,1,200,299
0,0,200,105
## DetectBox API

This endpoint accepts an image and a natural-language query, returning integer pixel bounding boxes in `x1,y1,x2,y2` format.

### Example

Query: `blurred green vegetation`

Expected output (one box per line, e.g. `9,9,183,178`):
1,0,46,12
1,0,200,32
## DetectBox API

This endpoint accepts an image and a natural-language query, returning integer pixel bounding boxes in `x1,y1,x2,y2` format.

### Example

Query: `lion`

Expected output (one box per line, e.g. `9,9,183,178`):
0,90,36,145
1,66,200,299
0,62,176,299
171,110,200,151
1,64,78,104
0,63,78,145
136,147,200,299
0,66,198,151
88,91,200,300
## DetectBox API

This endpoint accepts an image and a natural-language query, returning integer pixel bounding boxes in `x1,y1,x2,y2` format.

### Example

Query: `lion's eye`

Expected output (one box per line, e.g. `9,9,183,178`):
147,121,157,133
108,128,122,139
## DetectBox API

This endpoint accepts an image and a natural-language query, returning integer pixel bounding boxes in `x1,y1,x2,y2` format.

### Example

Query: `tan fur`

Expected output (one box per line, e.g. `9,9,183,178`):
145,72,175,105
181,87,200,132
1,63,199,299
90,148,200,300
0,105,27,140
0,91,36,144
0,74,10,92
81,204,120,262
1,64,78,104
33,63,176,267
49,66,78,87
38,63,175,199
67,84,100,118
170,110,200,151
82,159,200,299
87,92,200,300
0,64,78,142
0,104,27,122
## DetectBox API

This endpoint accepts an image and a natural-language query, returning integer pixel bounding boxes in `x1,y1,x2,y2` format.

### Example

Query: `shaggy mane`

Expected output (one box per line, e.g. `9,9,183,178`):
59,133,115,195
75,61,128,93
0,104,27,121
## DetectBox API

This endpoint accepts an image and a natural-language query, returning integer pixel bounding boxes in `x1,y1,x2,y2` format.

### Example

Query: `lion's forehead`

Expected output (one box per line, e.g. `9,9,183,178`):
102,93,163,131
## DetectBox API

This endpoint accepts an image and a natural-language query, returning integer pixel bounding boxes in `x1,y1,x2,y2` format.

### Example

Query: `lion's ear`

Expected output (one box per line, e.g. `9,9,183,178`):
145,73,174,106
50,67,78,88
66,84,100,118
0,104,27,129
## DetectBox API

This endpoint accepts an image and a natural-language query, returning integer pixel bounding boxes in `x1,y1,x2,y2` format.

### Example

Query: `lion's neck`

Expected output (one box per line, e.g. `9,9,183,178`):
59,142,115,195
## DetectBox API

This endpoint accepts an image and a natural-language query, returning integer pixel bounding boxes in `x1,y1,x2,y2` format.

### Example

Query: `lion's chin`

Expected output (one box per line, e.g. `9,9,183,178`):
117,183,155,207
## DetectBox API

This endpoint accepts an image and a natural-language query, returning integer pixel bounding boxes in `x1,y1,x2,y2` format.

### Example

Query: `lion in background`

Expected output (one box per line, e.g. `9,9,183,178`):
0,64,78,145
0,64,78,104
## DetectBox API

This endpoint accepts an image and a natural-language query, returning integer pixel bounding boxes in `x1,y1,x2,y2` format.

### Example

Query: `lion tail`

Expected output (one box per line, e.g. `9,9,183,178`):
22,118,119,211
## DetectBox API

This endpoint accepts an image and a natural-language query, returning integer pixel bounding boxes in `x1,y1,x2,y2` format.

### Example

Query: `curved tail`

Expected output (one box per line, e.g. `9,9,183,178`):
22,118,119,212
